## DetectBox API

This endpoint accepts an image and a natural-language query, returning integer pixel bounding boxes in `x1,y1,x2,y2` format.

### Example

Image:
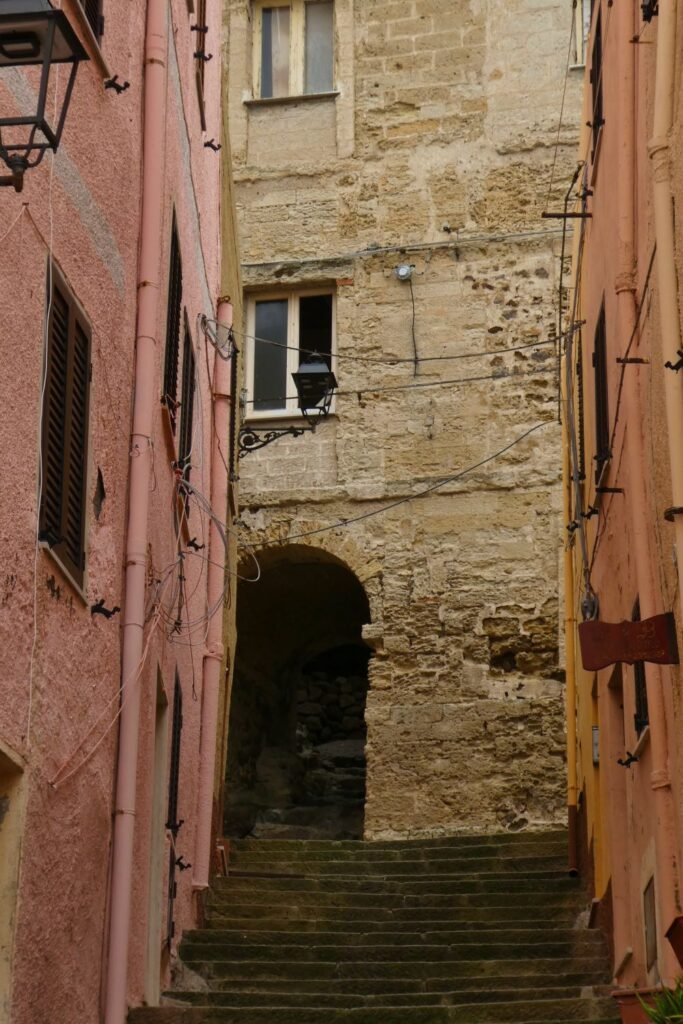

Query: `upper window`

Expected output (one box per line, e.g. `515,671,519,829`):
571,0,591,66
162,217,183,433
195,0,209,130
39,265,91,589
592,303,609,481
247,290,334,417
254,1,334,99
589,7,603,161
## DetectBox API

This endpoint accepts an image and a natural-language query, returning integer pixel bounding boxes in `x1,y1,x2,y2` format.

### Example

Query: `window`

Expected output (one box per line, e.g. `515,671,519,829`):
571,0,592,66
177,321,196,482
592,303,609,481
589,7,603,161
162,217,183,433
247,290,334,417
79,0,104,40
39,265,91,589
254,1,334,99
632,598,650,737
194,0,208,130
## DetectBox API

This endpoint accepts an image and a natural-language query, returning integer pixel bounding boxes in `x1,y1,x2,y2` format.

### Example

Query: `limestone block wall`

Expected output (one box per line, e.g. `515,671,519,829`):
227,0,580,836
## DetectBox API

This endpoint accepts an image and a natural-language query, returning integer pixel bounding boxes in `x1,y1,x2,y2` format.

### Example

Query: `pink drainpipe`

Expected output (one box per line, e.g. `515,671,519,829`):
193,299,233,890
103,0,167,1021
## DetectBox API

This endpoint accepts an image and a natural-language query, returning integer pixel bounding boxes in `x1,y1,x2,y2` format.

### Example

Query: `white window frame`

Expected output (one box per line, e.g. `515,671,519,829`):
252,0,335,99
571,0,592,68
245,289,336,421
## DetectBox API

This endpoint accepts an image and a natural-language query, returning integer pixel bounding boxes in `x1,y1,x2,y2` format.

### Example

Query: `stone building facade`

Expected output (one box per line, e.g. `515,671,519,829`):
225,0,582,838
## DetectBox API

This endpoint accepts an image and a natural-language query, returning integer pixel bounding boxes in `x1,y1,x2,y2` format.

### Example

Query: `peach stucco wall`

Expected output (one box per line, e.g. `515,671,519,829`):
572,0,683,988
0,0,229,1019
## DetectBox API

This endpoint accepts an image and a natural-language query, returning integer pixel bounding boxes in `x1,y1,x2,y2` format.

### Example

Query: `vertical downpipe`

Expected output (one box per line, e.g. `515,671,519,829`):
103,1,168,1020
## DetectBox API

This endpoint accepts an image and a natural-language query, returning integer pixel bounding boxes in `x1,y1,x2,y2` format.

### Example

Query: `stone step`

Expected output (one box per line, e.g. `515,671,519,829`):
228,831,569,854
206,910,585,930
225,856,568,876
184,928,606,949
162,991,615,1012
203,975,612,997
197,956,610,982
228,842,567,865
207,892,584,913
209,875,583,899
181,939,606,964
130,1003,619,1023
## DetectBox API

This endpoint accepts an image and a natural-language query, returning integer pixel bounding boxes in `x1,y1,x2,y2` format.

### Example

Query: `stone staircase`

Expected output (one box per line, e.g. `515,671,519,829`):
130,830,619,1024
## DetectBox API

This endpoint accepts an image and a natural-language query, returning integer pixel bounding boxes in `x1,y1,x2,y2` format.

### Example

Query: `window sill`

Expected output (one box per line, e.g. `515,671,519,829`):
39,543,89,606
67,2,111,78
244,90,340,109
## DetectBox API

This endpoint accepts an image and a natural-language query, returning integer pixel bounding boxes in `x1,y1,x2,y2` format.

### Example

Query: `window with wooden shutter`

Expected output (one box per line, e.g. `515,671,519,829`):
163,218,183,433
592,304,609,481
589,8,603,162
165,672,183,945
195,0,208,130
79,0,104,39
39,265,91,589
177,321,196,482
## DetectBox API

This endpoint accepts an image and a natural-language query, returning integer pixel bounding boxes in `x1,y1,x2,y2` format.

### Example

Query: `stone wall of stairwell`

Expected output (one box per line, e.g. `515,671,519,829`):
227,0,581,837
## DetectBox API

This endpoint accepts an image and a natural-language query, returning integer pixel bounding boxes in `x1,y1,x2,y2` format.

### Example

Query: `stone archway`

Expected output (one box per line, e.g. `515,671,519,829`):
224,545,372,840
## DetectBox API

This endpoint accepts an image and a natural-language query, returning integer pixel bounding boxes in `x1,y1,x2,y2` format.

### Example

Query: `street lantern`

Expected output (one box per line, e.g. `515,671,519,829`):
238,351,337,458
292,352,338,426
0,0,88,191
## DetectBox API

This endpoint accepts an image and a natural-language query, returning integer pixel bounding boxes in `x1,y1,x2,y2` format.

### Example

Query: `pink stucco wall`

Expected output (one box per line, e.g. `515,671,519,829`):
0,0,226,1019
575,0,683,988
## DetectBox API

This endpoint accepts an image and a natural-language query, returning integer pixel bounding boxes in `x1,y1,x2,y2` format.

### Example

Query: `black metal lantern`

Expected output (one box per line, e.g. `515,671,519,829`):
0,0,88,191
292,352,338,425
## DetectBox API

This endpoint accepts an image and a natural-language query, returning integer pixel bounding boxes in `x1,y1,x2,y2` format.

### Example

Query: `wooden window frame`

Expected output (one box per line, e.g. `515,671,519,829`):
252,0,335,99
245,288,336,421
194,0,208,131
592,303,610,482
162,216,183,434
39,262,91,591
571,0,592,67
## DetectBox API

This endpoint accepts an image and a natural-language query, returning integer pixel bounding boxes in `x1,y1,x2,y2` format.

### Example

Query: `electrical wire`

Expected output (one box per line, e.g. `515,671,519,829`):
245,420,553,547
243,363,558,406
545,1,578,210
230,322,574,366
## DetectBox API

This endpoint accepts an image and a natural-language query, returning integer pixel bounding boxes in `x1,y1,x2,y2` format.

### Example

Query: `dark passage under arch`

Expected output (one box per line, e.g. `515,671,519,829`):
224,547,371,840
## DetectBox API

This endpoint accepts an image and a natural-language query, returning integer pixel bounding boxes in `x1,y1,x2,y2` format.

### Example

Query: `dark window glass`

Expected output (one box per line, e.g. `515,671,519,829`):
254,299,288,411
195,0,208,130
40,266,91,587
299,294,333,366
178,324,196,482
590,9,603,161
593,304,609,481
632,598,650,736
305,1,334,93
577,338,586,481
80,0,103,39
163,219,183,432
261,7,290,98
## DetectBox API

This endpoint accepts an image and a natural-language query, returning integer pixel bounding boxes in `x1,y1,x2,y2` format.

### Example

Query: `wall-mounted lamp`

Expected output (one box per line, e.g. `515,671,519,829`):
0,0,88,192
238,352,337,458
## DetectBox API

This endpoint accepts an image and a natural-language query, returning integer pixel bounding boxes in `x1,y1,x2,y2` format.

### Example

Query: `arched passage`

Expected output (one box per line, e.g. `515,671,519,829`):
225,546,371,840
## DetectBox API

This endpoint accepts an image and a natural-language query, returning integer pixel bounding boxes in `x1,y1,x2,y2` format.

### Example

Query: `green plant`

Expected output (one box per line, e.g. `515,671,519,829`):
639,981,683,1024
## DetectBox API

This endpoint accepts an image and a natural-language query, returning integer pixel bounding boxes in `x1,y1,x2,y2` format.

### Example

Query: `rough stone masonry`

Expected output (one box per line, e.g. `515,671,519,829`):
225,0,582,837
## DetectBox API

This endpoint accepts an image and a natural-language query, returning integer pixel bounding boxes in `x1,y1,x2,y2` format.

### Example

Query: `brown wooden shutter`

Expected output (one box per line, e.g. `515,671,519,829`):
592,304,610,481
40,267,91,587
163,219,183,433
178,323,196,481
195,0,208,131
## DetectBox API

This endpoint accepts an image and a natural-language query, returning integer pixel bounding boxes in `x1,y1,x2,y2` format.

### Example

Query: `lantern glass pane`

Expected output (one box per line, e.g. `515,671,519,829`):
0,12,80,66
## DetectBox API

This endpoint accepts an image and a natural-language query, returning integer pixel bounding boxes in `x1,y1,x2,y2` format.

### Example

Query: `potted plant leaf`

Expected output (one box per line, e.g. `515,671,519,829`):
639,981,683,1024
